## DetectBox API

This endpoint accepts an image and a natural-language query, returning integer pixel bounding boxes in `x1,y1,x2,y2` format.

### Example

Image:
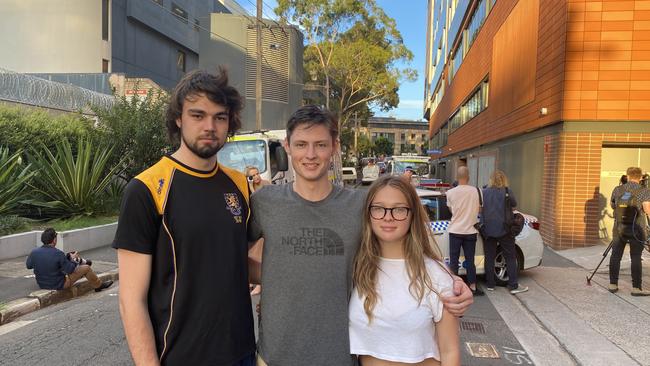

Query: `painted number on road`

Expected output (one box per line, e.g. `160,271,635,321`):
502,346,533,365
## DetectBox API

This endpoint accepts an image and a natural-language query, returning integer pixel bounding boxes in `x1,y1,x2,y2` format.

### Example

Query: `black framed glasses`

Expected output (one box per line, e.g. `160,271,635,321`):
369,205,411,221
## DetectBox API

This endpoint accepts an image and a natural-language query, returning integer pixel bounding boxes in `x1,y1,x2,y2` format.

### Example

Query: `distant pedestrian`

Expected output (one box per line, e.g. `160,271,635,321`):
245,165,270,193
608,167,650,296
446,166,483,296
26,228,112,292
481,170,528,294
350,176,460,365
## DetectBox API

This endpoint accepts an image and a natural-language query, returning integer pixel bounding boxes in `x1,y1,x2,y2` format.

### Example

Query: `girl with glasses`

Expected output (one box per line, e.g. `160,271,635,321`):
350,175,460,366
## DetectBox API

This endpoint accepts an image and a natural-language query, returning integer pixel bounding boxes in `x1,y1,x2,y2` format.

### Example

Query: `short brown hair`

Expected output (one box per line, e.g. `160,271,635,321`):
286,105,338,142
626,167,642,180
165,68,243,145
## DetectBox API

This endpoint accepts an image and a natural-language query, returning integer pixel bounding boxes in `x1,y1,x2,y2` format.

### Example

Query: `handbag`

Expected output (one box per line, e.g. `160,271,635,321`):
473,186,487,239
504,187,525,237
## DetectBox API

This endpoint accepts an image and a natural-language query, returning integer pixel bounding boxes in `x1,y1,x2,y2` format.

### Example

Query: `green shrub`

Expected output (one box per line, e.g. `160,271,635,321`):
0,106,96,156
26,139,123,218
94,91,173,181
0,215,29,236
0,147,34,216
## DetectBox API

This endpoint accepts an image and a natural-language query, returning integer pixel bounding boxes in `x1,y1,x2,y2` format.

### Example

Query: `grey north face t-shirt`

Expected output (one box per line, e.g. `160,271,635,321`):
249,184,366,366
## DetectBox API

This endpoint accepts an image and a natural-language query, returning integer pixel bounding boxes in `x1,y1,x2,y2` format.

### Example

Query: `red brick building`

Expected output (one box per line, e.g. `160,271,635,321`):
423,0,650,249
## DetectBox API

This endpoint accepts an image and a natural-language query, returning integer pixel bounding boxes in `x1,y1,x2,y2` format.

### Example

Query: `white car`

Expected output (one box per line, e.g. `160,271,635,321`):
342,167,358,184
418,189,544,285
361,164,380,185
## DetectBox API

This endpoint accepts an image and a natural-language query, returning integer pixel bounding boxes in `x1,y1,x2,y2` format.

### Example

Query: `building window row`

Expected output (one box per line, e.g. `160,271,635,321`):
448,79,489,135
448,0,496,83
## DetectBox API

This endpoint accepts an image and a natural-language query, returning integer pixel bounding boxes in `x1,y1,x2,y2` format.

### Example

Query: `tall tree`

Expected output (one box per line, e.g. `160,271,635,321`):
374,136,394,156
276,0,416,128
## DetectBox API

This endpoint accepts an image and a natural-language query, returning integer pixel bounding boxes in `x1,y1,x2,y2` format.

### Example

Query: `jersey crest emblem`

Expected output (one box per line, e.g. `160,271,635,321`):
224,193,242,216
157,178,165,195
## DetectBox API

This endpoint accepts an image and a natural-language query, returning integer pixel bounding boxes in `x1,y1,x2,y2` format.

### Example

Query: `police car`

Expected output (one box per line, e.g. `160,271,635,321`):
418,189,544,285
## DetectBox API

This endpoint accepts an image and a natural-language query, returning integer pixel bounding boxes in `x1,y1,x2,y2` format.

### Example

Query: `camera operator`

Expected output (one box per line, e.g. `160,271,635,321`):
609,167,650,296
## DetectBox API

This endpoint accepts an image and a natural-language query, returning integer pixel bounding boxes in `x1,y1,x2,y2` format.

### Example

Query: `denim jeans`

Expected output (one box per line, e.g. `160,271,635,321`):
448,233,478,284
484,234,518,289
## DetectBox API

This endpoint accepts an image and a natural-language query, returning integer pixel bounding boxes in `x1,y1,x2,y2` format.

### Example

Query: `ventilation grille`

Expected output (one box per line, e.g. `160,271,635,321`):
245,26,290,103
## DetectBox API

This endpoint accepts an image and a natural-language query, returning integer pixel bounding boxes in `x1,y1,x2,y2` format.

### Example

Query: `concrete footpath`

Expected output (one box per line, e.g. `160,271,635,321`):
495,244,650,366
0,246,118,325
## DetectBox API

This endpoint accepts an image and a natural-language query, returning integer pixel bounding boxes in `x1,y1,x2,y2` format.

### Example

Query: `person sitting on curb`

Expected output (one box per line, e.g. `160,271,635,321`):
26,228,113,292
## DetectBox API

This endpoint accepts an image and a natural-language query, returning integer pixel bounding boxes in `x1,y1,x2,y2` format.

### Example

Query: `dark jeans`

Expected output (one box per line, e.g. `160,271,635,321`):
232,353,255,366
449,233,478,284
609,234,644,288
484,234,519,289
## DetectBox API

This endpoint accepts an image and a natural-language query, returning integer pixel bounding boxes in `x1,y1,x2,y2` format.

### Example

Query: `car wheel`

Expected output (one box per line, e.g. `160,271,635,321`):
494,246,519,286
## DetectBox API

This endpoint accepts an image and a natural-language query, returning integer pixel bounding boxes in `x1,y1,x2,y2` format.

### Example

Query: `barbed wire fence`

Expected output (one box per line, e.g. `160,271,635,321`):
0,67,114,114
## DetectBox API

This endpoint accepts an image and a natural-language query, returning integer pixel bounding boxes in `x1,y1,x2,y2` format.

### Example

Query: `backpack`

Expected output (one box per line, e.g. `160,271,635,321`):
504,188,525,237
614,186,647,240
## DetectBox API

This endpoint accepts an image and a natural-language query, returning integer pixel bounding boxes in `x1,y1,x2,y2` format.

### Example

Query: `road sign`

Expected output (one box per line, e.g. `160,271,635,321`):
426,149,442,154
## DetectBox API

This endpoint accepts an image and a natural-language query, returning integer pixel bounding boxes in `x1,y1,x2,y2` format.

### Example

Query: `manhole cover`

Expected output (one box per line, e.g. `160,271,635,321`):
466,342,500,358
461,321,486,334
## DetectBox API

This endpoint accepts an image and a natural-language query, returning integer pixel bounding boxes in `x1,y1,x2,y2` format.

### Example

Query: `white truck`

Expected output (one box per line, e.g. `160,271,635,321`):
217,129,343,186
217,130,293,184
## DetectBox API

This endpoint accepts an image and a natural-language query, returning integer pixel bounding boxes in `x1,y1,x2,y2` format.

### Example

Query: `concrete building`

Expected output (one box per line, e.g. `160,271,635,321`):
0,0,234,90
423,0,650,249
367,117,430,156
200,13,304,131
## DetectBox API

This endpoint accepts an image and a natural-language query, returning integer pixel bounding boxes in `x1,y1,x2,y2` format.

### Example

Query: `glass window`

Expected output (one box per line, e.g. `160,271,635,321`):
102,0,109,41
102,59,109,73
172,2,188,23
177,50,186,72
217,139,267,174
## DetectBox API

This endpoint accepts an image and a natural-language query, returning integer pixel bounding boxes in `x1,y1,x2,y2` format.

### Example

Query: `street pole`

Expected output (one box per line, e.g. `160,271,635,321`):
353,112,358,156
255,0,262,131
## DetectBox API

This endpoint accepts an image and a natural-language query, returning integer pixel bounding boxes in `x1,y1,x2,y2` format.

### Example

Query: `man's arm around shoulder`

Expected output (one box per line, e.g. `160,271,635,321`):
117,249,160,366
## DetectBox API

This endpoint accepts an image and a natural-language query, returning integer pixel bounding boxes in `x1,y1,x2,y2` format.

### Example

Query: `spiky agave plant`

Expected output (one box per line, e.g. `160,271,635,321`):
27,139,121,218
0,147,34,216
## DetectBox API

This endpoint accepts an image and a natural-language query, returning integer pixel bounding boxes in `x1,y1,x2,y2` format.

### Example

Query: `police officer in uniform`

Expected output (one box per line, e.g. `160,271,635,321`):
609,167,650,296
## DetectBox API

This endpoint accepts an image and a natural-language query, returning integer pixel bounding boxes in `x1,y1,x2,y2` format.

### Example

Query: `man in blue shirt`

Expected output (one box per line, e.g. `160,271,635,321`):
26,228,113,291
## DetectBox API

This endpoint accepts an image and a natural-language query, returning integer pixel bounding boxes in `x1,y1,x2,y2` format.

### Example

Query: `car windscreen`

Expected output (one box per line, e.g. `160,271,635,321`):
217,139,267,173
394,161,429,176
420,196,452,221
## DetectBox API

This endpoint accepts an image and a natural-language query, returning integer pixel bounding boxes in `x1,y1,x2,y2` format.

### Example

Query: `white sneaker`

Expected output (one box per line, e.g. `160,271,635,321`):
510,286,529,294
486,287,495,291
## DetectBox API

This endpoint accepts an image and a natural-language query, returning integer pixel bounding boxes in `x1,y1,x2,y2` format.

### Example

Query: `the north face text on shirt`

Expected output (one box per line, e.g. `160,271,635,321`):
282,228,345,256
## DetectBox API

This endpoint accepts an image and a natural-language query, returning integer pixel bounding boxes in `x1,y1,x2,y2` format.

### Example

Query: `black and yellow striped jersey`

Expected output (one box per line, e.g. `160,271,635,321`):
113,155,255,365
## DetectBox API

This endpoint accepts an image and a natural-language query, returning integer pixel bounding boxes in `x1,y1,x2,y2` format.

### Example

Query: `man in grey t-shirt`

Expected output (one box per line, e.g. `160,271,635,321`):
248,106,473,366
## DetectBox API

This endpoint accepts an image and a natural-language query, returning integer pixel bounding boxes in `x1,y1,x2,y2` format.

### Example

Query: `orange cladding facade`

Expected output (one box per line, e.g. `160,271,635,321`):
424,0,650,249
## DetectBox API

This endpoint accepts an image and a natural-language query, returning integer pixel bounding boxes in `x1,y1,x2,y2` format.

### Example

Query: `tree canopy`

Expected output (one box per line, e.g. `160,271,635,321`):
276,0,416,130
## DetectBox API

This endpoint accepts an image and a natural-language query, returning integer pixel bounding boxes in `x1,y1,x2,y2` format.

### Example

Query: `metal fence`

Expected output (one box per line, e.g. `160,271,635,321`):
0,67,114,113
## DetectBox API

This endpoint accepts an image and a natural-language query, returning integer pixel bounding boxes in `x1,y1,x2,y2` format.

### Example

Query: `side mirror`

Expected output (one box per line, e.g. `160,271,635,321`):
275,145,288,171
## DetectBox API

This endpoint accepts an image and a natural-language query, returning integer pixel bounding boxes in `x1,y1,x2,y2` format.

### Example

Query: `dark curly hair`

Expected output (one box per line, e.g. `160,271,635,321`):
286,105,338,142
166,68,243,145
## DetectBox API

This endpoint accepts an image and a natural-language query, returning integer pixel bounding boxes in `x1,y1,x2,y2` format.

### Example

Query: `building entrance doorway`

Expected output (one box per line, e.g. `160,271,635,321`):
599,146,650,243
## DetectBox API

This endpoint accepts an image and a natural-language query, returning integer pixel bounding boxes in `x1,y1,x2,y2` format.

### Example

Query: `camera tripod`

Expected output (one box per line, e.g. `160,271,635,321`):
586,235,650,286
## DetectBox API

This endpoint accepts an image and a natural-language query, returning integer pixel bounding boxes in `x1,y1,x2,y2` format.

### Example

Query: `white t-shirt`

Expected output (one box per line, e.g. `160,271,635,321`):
446,184,480,234
349,257,454,363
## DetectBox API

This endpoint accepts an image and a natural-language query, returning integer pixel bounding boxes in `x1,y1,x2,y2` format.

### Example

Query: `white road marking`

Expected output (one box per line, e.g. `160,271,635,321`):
0,320,36,336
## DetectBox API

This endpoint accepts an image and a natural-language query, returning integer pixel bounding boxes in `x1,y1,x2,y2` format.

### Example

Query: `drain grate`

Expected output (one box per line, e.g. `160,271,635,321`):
460,321,486,334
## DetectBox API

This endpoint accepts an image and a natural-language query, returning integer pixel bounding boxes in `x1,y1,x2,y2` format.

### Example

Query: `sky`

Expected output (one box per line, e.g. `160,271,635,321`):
241,0,428,122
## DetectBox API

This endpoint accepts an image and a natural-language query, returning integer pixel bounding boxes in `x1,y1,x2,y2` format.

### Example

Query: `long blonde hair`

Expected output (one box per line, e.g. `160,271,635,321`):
488,170,509,188
353,175,451,322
